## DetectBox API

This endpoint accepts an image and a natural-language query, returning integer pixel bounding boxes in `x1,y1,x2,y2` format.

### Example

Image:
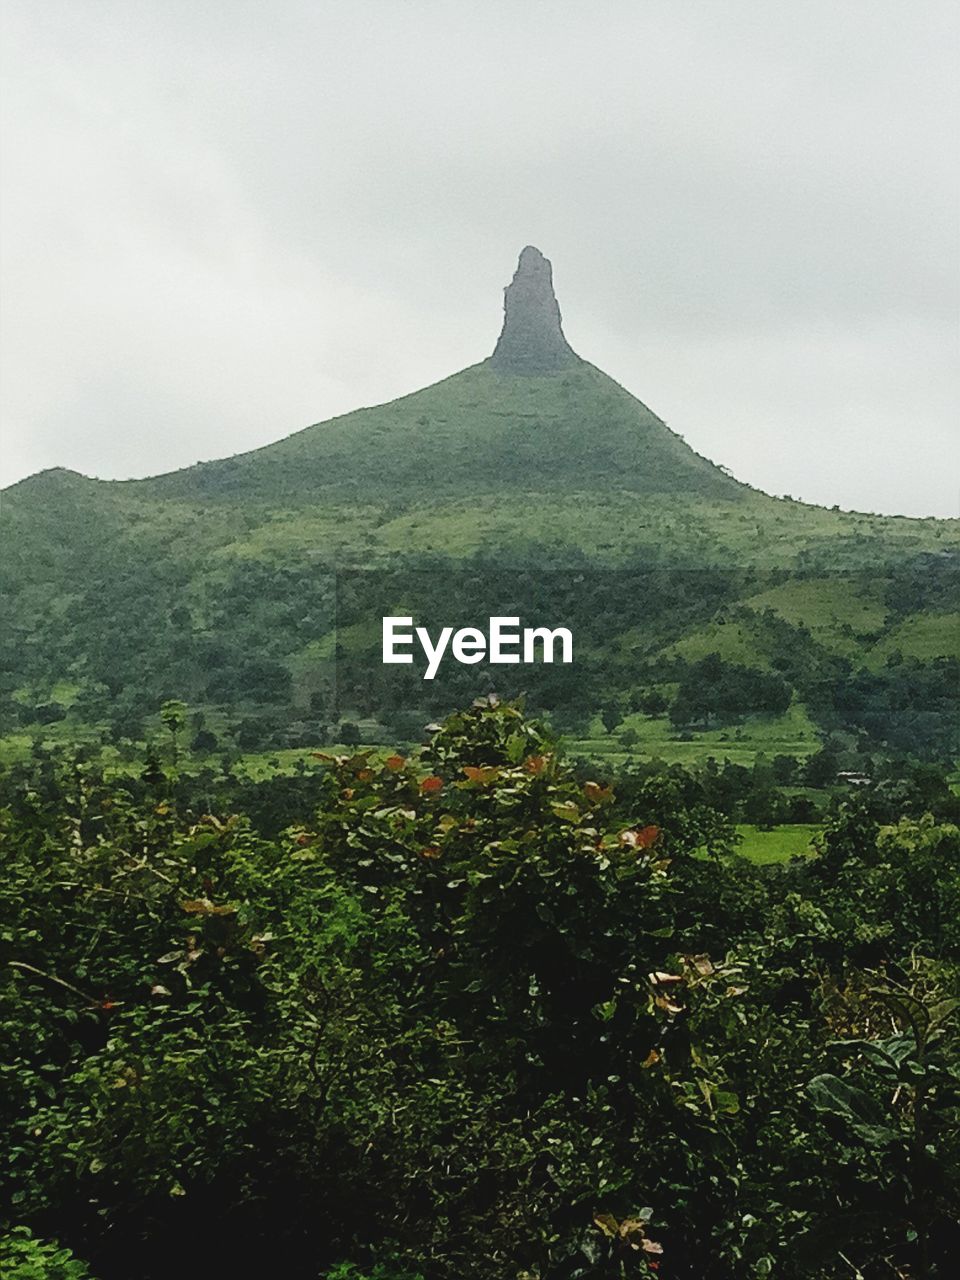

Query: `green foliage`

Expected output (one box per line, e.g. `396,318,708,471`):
668,653,792,728
805,960,960,1272
0,1227,94,1279
324,1267,423,1280
1,701,959,1278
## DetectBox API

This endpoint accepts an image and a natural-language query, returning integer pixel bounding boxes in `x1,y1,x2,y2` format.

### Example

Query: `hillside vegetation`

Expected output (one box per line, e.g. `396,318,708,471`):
2,252,957,768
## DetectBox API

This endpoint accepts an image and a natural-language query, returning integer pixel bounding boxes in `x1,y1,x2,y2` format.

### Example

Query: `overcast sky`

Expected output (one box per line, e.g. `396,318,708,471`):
1,0,957,516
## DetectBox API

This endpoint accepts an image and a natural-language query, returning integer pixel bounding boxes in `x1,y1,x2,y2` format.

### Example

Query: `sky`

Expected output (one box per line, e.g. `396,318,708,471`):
1,0,957,517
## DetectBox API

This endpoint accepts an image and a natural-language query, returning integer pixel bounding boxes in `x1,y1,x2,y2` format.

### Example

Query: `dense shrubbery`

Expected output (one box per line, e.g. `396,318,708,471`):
1,701,958,1278
668,655,792,729
828,657,960,759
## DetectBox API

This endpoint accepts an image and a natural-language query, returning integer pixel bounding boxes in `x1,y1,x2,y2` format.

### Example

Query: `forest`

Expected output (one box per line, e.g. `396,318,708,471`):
2,698,959,1279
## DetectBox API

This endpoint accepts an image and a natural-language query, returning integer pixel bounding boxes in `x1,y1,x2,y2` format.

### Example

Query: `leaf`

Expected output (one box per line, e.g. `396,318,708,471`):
345,751,373,769
620,825,659,848
593,1212,619,1238
619,1218,647,1240
655,996,684,1015
870,987,929,1035
807,1074,885,1127
929,997,960,1026
523,755,547,774
595,998,617,1022
180,898,237,917
462,765,500,785
848,1121,903,1147
551,801,581,823
685,953,714,977
830,1036,912,1075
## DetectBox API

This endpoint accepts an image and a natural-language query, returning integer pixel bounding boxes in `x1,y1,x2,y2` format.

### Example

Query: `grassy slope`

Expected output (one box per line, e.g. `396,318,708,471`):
6,357,956,569
867,612,960,667
2,358,958,762
743,578,889,655
129,362,743,504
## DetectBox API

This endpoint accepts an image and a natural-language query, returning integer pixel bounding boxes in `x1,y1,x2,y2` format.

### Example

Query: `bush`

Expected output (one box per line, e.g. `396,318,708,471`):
0,1228,94,1279
1,700,958,1278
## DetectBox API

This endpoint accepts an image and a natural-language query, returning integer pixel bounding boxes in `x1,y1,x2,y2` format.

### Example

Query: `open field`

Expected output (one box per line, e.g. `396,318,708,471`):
735,823,821,864
570,701,821,767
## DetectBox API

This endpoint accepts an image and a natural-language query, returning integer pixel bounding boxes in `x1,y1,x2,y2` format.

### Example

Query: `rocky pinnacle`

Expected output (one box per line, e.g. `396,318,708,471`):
489,246,580,374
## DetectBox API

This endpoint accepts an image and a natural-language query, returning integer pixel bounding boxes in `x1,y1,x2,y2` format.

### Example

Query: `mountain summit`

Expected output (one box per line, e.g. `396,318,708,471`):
490,246,579,374
4,245,744,505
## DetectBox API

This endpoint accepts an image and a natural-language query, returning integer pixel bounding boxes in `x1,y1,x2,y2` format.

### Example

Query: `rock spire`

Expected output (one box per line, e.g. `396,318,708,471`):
490,246,579,374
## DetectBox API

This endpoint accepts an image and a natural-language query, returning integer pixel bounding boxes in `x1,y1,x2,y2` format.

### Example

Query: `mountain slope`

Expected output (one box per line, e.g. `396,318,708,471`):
132,359,745,504
1,246,957,761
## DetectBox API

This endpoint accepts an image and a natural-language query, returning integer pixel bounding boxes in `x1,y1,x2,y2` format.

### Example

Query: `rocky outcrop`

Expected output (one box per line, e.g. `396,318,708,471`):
489,246,580,374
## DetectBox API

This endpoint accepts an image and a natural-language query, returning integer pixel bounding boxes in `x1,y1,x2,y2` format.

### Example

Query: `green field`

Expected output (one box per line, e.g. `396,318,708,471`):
735,823,820,864
570,701,821,767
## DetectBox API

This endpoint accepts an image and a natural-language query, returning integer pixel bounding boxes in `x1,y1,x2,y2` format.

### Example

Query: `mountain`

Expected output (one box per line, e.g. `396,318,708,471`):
17,246,739,507
1,247,958,762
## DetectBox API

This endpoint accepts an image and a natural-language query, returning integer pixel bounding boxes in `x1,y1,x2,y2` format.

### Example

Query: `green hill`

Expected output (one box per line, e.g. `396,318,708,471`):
135,360,743,505
2,246,957,763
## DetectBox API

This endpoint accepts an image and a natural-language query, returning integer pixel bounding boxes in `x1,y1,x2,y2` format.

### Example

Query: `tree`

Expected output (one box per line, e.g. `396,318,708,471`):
3,700,959,1279
636,689,668,717
772,754,798,785
191,728,219,754
804,747,840,788
34,702,66,725
159,699,187,763
600,703,622,734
